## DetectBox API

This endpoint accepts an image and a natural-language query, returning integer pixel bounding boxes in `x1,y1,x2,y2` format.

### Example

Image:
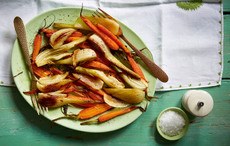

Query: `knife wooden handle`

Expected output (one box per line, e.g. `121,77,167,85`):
121,35,169,83
14,16,35,79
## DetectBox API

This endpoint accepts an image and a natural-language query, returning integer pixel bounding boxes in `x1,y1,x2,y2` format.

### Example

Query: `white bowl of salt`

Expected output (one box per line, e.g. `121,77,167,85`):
156,107,189,140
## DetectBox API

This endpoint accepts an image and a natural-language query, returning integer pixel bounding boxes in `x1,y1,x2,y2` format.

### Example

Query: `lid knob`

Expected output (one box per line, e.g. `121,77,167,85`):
182,90,213,117
197,101,204,107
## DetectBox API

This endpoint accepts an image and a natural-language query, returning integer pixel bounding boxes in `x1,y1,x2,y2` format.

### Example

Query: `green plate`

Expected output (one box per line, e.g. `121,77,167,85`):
11,7,156,133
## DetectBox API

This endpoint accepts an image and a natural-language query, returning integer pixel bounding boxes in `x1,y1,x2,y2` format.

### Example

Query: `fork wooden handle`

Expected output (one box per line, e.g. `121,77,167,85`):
14,16,35,79
120,35,169,83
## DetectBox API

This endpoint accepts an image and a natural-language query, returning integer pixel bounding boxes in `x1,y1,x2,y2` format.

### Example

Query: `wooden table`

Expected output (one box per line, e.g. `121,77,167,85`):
1,1,230,145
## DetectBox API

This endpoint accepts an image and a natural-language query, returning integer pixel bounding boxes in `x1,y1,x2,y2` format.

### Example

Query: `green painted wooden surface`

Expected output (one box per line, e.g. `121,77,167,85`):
223,15,230,78
1,1,230,145
1,81,230,146
223,0,230,12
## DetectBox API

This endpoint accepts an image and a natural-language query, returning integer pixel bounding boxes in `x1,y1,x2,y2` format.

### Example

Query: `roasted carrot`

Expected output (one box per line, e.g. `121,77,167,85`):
23,89,39,95
44,33,53,38
41,29,82,40
64,31,83,42
74,103,100,108
88,90,104,102
31,62,51,78
96,23,146,80
49,66,64,74
96,24,131,55
49,67,76,81
78,103,113,120
41,29,82,37
127,55,146,80
39,81,73,93
81,61,116,73
77,41,94,49
59,82,77,93
32,33,42,62
80,106,139,125
65,37,81,43
72,90,86,97
95,23,146,80
52,103,111,121
98,106,138,122
80,13,119,50
40,28,57,33
70,31,83,37
49,67,106,96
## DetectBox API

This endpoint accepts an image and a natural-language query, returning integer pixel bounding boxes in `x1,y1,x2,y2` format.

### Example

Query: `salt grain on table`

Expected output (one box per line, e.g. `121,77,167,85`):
159,110,185,137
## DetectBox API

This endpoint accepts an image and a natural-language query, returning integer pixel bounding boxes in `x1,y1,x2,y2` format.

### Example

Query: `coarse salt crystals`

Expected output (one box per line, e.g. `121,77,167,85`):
159,110,185,137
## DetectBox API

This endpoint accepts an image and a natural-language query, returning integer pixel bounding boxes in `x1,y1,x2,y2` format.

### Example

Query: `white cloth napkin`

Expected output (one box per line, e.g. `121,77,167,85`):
0,0,223,91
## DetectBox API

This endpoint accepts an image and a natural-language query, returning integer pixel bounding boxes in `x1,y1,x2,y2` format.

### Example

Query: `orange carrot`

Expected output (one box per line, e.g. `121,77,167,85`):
80,106,139,125
77,41,94,49
127,55,146,80
32,34,42,62
45,33,53,38
98,106,138,122
65,36,81,43
31,62,51,78
78,103,113,120
52,103,110,121
74,103,100,108
64,31,83,42
40,28,57,33
59,82,77,93
80,15,119,50
49,67,76,81
70,31,83,37
23,89,39,95
41,29,82,39
81,61,116,73
49,67,106,96
88,90,104,102
96,24,131,55
96,24,146,80
72,90,86,97
49,66,64,74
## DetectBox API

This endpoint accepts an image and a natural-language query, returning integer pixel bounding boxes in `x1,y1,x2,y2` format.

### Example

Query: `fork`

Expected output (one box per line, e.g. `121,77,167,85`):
95,8,169,83
14,16,48,115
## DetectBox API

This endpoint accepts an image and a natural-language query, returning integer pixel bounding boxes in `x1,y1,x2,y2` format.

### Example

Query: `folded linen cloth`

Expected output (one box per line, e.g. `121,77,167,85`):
0,0,223,91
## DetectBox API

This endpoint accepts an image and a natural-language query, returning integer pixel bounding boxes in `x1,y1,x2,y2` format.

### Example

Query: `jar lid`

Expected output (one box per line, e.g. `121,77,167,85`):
187,90,213,117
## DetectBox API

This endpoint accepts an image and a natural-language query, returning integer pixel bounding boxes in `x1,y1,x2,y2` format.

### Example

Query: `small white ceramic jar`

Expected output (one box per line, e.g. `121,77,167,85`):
182,90,214,117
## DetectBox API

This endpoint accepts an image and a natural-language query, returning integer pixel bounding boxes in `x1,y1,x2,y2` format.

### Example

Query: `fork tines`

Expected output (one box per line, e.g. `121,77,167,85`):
94,10,105,18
